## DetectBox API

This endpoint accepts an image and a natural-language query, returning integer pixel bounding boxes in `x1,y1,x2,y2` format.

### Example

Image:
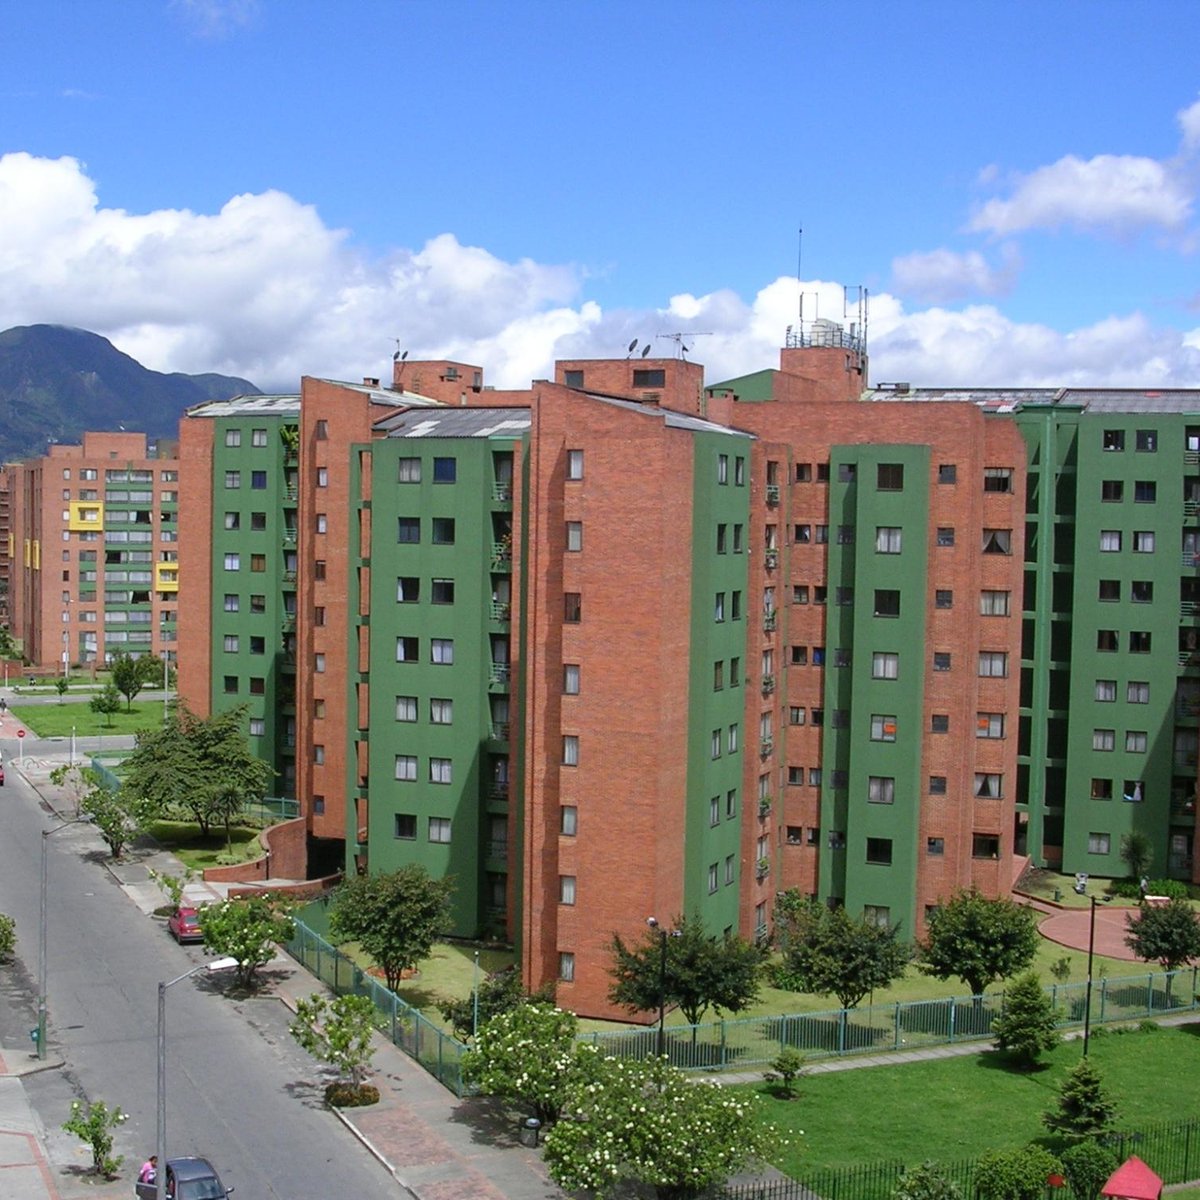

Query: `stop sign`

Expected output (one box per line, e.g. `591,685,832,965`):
16,730,24,739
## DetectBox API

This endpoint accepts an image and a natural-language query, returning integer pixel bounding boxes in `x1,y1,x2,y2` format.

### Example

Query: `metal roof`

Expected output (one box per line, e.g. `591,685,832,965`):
864,386,1200,415
586,393,755,439
375,407,531,439
186,394,300,418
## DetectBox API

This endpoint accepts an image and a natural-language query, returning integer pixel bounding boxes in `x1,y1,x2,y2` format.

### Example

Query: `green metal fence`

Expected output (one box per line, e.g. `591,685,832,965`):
716,1116,1200,1200
285,917,470,1096
580,968,1200,1073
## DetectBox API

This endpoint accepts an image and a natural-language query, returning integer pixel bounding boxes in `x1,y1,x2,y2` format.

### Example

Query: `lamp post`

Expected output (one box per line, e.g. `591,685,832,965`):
472,949,481,1039
646,918,668,1058
156,958,237,1200
38,816,92,1059
1073,876,1109,1057
161,651,169,725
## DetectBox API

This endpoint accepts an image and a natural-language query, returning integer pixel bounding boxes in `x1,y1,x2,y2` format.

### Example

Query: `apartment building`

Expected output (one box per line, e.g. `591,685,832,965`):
6,432,180,671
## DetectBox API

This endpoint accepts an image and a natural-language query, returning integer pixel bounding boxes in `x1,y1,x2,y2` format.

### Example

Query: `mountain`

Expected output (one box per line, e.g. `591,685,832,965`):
0,324,262,463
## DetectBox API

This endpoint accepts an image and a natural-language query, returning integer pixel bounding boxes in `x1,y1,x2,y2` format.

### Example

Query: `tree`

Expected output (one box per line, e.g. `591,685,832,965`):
1124,897,1200,994
439,967,554,1041
542,1052,774,1200
1060,1141,1119,1200
328,866,453,992
49,762,97,817
110,653,146,711
763,1047,806,1099
772,891,909,1009
975,1146,1062,1200
991,970,1060,1067
893,1161,963,1200
81,781,151,859
62,1098,126,1179
1120,831,1153,884
0,912,14,961
1043,1057,1117,1140
135,652,170,690
290,992,379,1105
122,714,202,827
89,681,122,728
920,888,1039,998
608,914,765,1027
461,1001,580,1123
199,895,294,988
54,676,69,703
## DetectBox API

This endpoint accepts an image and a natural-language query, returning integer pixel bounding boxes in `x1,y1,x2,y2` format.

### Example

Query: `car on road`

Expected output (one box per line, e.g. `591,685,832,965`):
0,764,5,785
167,905,204,943
135,1155,233,1199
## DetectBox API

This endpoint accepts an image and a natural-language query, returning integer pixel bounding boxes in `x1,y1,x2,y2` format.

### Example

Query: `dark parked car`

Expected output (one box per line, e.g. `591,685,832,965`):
135,1156,233,1199
167,906,204,944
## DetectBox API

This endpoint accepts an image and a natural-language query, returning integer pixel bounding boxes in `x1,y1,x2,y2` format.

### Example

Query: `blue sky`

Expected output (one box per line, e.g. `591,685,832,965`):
3,0,1200,391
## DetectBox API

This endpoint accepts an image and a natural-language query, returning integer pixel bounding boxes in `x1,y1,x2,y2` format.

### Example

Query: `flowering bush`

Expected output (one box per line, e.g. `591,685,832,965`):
62,1098,127,1178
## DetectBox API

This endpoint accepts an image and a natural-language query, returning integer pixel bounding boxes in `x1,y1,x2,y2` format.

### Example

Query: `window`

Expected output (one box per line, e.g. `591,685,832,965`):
223,594,239,612
817,462,830,482
838,463,856,483
225,429,241,447
978,652,1008,678
735,457,745,485
870,714,897,742
223,635,239,652
714,592,725,622
982,528,1012,554
711,730,722,759
929,776,947,794
868,776,895,804
730,656,740,685
815,526,829,544
726,789,737,818
314,561,326,581
249,718,265,736
314,607,325,626
981,590,1011,616
1134,480,1157,503
1099,579,1120,601
397,457,421,483
1131,580,1153,603
874,589,900,617
716,524,728,553
1135,429,1157,452
972,834,1001,859
794,524,811,543
561,806,577,836
836,525,854,544
1127,681,1149,703
876,526,902,554
809,768,822,786
564,592,581,622
252,427,268,446
314,653,325,674
397,576,420,603
976,712,1005,739
1101,480,1124,502
395,696,417,722
1125,732,1148,753
935,589,953,609
789,706,805,725
562,735,579,766
717,454,729,484
250,511,267,531
397,517,420,543
878,463,904,490
835,586,853,606
1095,679,1117,702
633,368,665,387
1088,832,1111,855
396,636,418,662
432,518,455,544
974,773,1003,798
316,468,328,488
1091,778,1113,800
1123,780,1145,802
933,651,952,672
251,470,267,490
791,645,807,666
1097,629,1119,651
1102,430,1125,451
709,796,720,826
936,527,955,547
430,757,452,784
983,467,1013,493
431,638,454,664
567,449,584,480
431,698,453,724
394,755,417,781
938,463,957,484
559,876,576,905
796,463,812,482
313,744,325,765
563,369,584,387
793,585,809,604
429,817,452,843
872,652,899,679
1129,631,1152,653
733,524,744,553
731,591,742,620
394,814,416,840
558,952,576,982
250,636,265,654
931,714,950,733
1093,729,1115,751
223,511,240,530
431,578,455,604
927,837,945,856
248,553,265,573
866,837,893,865
566,521,583,551
728,723,739,753
433,457,457,483
224,553,240,571
812,647,825,666
1134,531,1156,553
708,863,719,894
564,664,580,695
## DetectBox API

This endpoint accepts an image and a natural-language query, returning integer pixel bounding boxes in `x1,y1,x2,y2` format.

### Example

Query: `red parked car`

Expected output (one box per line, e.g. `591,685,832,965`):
167,906,204,944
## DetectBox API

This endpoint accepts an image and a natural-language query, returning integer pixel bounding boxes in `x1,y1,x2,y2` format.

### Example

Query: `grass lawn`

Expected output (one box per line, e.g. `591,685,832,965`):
756,1021,1200,1175
145,819,264,871
12,699,168,738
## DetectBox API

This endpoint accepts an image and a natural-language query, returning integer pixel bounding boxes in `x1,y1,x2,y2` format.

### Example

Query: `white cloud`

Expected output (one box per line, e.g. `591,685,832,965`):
1179,96,1200,151
1,152,1199,397
969,153,1192,237
171,0,261,38
890,246,1020,303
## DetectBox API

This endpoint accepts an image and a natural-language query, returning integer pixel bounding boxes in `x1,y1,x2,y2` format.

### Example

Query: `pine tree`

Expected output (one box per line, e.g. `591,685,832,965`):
991,970,1060,1067
1043,1057,1117,1139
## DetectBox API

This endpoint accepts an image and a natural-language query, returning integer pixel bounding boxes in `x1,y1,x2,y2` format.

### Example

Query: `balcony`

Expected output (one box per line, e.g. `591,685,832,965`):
493,482,513,503
489,663,511,689
758,799,772,819
282,614,297,632
764,548,779,570
489,781,510,802
765,484,780,507
759,737,774,757
486,839,508,861
490,721,510,741
1187,500,1200,519
763,611,777,632
282,529,298,546
491,601,511,622
755,857,771,880
491,542,513,571
761,675,776,696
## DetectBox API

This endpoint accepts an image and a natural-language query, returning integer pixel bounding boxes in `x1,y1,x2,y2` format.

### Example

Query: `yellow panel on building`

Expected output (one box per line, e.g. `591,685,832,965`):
67,501,103,532
155,562,179,592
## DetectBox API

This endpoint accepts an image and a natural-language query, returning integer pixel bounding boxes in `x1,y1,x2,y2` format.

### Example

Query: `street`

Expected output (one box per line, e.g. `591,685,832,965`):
0,740,396,1199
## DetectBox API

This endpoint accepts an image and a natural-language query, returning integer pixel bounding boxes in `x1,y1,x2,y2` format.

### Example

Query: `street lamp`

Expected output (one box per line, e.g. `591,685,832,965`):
1073,876,1110,1057
645,917,680,1059
472,949,481,1039
38,816,92,1059
156,958,237,1200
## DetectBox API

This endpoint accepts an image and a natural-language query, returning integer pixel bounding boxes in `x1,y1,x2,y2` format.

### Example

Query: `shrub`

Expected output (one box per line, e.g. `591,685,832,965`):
1061,1141,1119,1200
62,1099,126,1178
1110,878,1189,900
0,913,15,961
975,1145,1062,1200
894,1161,962,1200
324,1082,380,1107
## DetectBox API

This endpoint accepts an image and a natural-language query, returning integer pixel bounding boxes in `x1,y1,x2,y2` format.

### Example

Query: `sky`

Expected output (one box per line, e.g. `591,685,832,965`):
4,0,1200,394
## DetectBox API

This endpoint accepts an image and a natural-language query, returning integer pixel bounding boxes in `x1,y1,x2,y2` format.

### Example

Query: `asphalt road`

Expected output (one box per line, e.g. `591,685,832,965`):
0,760,394,1198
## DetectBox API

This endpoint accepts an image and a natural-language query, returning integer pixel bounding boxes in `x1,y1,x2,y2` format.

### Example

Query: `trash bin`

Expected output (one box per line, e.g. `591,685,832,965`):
518,1117,541,1147
1053,888,1062,902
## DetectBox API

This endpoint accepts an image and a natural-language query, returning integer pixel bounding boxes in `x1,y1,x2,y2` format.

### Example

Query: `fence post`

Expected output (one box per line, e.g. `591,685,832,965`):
948,996,955,1042
720,1018,726,1069
894,1001,901,1050
1099,976,1107,1024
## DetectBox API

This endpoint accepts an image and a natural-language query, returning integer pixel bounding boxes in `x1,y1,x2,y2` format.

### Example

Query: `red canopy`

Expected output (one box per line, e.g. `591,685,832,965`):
1102,1156,1162,1200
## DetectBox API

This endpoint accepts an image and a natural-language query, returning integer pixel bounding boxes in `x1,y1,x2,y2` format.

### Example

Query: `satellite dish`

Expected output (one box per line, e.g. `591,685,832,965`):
641,344,651,358
628,338,638,353
401,350,409,362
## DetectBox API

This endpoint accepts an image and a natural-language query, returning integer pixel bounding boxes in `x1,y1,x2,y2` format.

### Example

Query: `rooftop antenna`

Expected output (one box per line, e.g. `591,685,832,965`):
655,331,712,360
394,343,409,388
797,225,803,324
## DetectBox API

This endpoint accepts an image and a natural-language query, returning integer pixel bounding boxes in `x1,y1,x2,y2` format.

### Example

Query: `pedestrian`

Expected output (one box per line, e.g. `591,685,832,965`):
138,1154,157,1184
